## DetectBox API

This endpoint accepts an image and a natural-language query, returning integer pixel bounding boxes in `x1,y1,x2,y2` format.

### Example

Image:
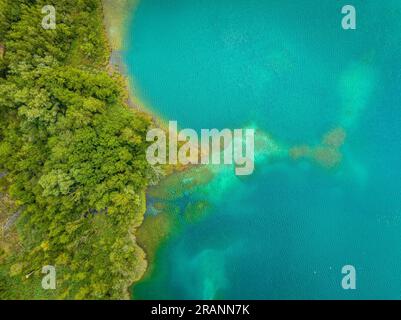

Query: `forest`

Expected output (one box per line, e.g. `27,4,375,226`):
0,0,156,299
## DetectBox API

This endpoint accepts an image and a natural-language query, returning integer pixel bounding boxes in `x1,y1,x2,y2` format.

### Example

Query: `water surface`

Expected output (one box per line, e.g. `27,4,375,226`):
124,0,401,299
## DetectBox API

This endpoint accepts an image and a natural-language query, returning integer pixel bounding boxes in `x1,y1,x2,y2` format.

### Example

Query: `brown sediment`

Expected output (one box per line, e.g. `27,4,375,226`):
289,145,311,160
312,146,342,169
314,127,346,168
289,127,347,169
322,127,346,148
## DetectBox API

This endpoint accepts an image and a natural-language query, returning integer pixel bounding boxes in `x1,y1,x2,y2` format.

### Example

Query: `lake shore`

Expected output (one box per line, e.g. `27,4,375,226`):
102,0,151,299
101,0,188,298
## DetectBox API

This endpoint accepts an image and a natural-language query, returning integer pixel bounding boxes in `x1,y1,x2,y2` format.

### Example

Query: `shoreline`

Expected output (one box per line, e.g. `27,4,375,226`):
102,0,169,129
101,0,189,298
102,0,151,299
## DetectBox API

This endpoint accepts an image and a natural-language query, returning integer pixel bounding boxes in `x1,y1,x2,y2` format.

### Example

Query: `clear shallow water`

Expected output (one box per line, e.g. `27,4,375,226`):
124,0,401,299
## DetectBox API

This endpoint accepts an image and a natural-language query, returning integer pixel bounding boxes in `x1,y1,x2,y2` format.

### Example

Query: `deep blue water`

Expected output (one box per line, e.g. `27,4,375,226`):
124,0,401,299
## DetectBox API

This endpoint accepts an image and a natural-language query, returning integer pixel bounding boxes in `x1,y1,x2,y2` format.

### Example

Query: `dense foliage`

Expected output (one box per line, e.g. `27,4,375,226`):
0,0,154,299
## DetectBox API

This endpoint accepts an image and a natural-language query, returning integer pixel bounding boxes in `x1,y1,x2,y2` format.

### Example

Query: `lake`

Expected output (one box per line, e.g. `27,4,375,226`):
123,0,401,299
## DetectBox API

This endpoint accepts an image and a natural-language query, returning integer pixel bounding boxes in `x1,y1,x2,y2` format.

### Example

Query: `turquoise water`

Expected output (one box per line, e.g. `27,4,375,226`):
124,0,401,299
